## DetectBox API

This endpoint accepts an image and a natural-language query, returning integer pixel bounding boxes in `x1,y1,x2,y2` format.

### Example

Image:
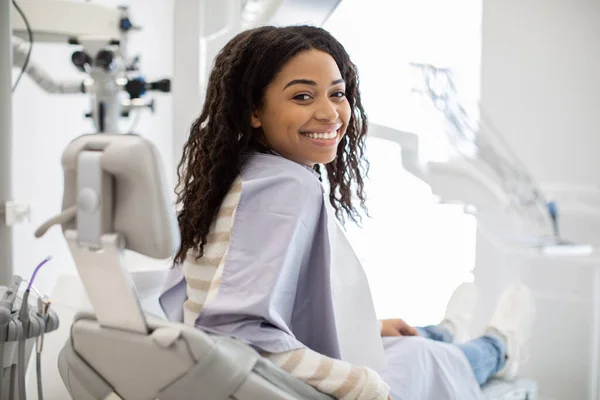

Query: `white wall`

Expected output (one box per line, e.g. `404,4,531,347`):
477,1,600,399
11,0,175,295
481,0,600,186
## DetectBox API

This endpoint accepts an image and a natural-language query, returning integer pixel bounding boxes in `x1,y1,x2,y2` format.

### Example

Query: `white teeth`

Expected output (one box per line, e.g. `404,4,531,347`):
301,130,337,140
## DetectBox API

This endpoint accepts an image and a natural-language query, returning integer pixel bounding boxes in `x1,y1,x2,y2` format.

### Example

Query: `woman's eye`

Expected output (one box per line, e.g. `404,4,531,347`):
331,91,346,98
293,94,312,101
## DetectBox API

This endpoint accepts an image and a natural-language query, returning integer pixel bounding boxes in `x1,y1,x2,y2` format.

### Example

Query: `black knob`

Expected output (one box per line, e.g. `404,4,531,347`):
148,78,171,93
71,51,92,72
125,78,146,99
95,50,114,71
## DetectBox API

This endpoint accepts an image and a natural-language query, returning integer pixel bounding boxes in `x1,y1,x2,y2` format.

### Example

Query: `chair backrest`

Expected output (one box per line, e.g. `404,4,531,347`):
60,133,180,258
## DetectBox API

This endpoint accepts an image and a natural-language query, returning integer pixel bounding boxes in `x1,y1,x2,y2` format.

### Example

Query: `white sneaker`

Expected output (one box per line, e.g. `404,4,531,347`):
441,282,481,343
485,283,536,381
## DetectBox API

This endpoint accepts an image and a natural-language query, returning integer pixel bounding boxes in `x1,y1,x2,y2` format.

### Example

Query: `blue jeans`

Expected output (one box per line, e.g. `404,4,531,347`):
416,325,507,385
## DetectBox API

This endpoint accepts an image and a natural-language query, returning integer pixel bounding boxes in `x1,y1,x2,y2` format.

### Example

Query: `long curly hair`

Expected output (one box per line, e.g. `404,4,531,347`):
174,25,369,263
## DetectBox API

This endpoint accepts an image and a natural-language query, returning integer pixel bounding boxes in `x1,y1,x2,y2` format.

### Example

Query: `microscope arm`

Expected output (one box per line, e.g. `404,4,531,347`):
12,36,84,94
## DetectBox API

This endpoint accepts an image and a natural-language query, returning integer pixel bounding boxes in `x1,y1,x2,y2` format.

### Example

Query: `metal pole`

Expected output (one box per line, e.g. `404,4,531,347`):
0,0,14,285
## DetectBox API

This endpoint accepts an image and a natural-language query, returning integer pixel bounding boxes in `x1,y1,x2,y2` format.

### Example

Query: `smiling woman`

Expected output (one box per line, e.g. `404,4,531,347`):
167,24,390,399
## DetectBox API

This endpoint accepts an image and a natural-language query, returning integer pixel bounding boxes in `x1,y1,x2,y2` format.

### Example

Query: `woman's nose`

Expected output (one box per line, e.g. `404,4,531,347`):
314,98,340,121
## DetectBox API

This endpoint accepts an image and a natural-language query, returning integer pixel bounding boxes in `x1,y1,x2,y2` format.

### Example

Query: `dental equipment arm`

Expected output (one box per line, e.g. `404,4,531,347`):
35,295,50,400
11,0,123,44
11,0,171,133
15,257,50,400
367,123,424,181
409,63,558,241
17,288,30,400
0,270,58,400
12,36,83,94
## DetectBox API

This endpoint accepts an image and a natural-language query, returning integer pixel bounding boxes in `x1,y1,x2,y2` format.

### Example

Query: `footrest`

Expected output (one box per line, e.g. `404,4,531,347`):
482,378,537,400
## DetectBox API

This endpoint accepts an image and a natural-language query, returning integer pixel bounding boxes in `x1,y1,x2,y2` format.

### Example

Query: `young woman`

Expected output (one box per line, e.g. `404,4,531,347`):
160,25,535,400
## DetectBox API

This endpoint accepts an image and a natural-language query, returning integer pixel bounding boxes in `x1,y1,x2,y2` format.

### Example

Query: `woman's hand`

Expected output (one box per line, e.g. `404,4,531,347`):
380,319,418,337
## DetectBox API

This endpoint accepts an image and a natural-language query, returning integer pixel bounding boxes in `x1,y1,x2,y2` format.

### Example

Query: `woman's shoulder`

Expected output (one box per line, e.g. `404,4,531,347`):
239,153,324,213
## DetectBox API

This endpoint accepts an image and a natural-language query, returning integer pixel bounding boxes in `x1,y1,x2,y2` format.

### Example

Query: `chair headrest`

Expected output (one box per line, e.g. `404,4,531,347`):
60,134,180,259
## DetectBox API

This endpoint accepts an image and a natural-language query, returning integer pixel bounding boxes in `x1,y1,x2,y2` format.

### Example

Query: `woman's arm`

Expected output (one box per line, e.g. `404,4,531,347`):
263,348,390,400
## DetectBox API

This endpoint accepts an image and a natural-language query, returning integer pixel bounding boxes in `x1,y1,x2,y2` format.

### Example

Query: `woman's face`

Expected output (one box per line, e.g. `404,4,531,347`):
251,49,351,167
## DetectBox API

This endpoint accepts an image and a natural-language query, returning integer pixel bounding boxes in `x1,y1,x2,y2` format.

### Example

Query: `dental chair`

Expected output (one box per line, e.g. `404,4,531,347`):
54,134,537,400
52,134,332,400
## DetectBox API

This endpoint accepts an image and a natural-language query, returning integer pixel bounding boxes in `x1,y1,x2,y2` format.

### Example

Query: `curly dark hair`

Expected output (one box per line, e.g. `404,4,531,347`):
174,25,369,264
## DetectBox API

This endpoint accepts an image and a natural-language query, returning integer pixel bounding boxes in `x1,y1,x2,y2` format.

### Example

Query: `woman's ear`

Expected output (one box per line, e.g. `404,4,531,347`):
250,110,262,128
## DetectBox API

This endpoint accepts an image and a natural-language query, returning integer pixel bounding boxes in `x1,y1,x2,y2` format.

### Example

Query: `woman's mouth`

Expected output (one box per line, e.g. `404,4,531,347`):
299,130,338,140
